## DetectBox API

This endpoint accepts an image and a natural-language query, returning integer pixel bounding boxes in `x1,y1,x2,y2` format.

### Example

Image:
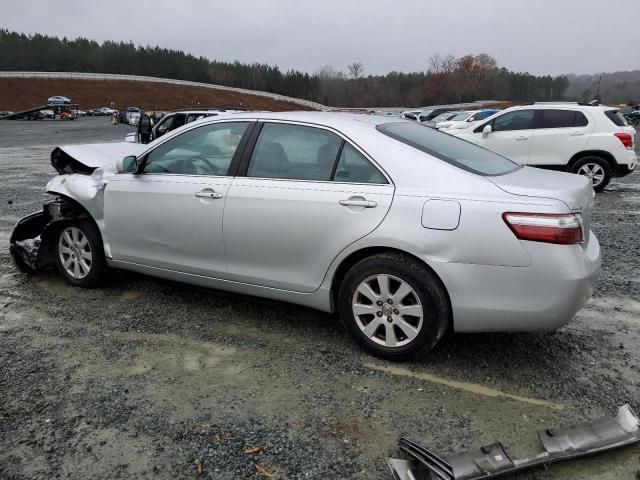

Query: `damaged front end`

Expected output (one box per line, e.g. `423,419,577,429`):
10,197,92,271
388,404,640,480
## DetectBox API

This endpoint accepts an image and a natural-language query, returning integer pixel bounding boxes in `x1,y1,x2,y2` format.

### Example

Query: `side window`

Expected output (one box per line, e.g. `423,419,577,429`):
491,110,535,132
247,123,342,181
540,109,578,129
334,143,388,184
186,114,206,124
574,112,588,127
144,122,249,176
172,113,187,129
155,115,174,137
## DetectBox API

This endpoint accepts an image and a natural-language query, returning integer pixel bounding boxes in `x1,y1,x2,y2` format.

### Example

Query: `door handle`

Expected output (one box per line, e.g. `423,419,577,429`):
339,199,377,208
570,131,585,136
516,136,529,140
195,190,223,199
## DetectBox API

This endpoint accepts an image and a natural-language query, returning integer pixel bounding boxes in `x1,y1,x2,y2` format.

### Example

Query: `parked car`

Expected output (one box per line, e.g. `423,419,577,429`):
423,111,461,128
125,107,141,125
48,96,72,105
418,108,456,123
0,111,14,117
23,111,45,120
448,103,637,191
125,109,239,143
41,109,55,119
11,112,600,360
401,110,423,120
100,107,117,115
436,109,501,129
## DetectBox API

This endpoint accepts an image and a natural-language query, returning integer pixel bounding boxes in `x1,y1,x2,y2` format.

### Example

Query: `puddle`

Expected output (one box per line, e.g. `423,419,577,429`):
364,363,565,410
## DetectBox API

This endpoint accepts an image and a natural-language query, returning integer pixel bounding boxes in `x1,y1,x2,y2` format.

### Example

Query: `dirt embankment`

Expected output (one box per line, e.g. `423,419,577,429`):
0,78,314,112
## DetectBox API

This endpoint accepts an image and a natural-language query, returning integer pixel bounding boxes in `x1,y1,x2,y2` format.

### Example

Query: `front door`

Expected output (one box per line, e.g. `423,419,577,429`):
223,121,395,293
472,109,536,165
104,121,252,277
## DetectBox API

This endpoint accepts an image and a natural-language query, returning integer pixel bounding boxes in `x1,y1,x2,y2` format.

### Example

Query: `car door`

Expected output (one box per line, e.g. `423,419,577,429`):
528,109,592,166
471,109,536,164
104,121,252,277
223,121,395,293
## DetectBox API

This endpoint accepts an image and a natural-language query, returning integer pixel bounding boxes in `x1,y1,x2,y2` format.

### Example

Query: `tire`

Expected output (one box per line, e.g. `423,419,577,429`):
53,219,107,287
570,156,612,192
338,253,451,361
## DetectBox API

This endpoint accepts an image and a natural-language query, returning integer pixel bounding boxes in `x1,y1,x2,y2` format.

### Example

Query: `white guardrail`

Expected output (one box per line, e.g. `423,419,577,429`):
0,71,328,111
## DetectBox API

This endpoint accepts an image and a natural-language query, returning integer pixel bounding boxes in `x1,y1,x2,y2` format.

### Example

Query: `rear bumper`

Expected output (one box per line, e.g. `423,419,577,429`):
430,233,601,332
614,149,637,176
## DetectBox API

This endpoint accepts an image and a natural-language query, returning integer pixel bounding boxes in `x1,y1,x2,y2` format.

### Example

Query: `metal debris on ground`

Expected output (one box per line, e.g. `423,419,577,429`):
388,404,640,480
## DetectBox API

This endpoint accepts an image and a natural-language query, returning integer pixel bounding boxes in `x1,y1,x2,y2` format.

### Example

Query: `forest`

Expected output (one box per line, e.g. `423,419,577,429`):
0,28,593,107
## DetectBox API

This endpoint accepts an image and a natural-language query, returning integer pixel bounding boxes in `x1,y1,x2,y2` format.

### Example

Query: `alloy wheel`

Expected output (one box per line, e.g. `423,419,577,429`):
577,163,605,187
352,274,424,348
58,226,92,279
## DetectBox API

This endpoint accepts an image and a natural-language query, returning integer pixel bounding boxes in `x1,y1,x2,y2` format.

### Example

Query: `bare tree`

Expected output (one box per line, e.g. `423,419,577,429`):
348,61,364,79
428,53,442,73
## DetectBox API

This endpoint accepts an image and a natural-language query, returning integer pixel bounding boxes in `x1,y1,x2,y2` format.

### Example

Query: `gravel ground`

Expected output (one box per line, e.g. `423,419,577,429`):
0,117,639,479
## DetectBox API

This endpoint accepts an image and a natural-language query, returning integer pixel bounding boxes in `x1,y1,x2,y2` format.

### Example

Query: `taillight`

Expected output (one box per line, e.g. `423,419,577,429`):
614,132,634,149
502,212,583,244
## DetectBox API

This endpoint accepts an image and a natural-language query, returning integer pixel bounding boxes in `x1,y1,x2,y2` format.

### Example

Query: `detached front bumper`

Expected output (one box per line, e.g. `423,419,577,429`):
389,404,640,480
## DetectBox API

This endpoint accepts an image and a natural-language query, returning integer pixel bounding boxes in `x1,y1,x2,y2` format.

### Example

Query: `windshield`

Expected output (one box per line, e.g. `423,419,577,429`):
449,112,471,121
431,112,456,122
376,122,521,176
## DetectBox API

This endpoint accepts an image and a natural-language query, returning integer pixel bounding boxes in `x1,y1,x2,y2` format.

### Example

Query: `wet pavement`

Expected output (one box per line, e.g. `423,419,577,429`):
0,117,639,479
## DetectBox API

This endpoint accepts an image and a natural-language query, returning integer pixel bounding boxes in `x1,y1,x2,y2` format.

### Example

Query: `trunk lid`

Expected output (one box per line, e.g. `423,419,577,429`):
488,166,594,242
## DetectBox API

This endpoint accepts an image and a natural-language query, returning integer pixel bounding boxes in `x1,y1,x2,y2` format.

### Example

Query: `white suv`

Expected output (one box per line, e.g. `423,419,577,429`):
447,103,637,191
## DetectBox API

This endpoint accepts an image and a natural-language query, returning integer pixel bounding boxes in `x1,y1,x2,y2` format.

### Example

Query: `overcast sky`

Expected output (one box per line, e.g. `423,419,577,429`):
3,0,638,77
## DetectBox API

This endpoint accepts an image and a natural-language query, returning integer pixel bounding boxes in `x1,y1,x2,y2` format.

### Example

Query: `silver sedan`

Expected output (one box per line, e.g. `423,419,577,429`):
10,112,601,360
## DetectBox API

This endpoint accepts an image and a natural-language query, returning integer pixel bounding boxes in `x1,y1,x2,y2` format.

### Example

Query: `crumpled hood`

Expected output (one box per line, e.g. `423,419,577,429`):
51,142,145,174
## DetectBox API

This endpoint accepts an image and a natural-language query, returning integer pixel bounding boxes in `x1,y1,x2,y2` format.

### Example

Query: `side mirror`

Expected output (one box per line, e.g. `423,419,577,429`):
482,124,492,136
116,155,139,174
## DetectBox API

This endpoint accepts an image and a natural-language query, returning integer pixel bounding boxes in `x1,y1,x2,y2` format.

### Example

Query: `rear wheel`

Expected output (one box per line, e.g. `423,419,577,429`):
570,156,612,192
54,220,107,287
338,253,450,360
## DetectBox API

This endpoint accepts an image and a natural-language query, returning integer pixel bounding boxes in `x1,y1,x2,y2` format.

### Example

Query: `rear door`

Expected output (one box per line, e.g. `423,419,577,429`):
528,109,592,166
223,121,394,293
104,121,252,277
472,109,536,164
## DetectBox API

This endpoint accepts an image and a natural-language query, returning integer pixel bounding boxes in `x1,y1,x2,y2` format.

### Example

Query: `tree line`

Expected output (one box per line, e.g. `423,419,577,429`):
0,29,572,107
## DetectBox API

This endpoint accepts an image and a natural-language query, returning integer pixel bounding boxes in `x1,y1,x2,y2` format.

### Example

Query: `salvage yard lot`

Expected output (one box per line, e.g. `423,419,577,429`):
0,117,639,479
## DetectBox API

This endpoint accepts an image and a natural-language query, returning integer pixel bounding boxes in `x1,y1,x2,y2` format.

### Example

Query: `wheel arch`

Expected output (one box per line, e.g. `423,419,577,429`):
568,150,617,171
329,246,452,319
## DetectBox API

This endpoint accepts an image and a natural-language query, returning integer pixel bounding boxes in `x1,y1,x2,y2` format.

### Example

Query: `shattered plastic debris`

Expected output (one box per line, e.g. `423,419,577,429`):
388,404,640,480
14,235,41,270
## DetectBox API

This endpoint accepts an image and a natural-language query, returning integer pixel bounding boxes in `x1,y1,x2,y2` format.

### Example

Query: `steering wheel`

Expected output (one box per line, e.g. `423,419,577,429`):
167,156,220,175
189,155,220,175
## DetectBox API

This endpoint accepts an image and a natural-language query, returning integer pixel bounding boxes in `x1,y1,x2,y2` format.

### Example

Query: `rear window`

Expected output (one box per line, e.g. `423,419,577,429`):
604,110,628,127
376,122,521,176
539,109,588,128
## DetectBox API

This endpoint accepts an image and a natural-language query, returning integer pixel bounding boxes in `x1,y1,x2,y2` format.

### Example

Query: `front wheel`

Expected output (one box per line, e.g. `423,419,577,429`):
338,253,450,361
570,156,612,192
54,220,107,287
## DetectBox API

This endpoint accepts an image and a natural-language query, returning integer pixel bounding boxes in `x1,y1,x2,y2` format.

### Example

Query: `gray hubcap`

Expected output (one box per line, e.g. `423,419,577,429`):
577,163,605,187
58,226,92,279
352,274,424,348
